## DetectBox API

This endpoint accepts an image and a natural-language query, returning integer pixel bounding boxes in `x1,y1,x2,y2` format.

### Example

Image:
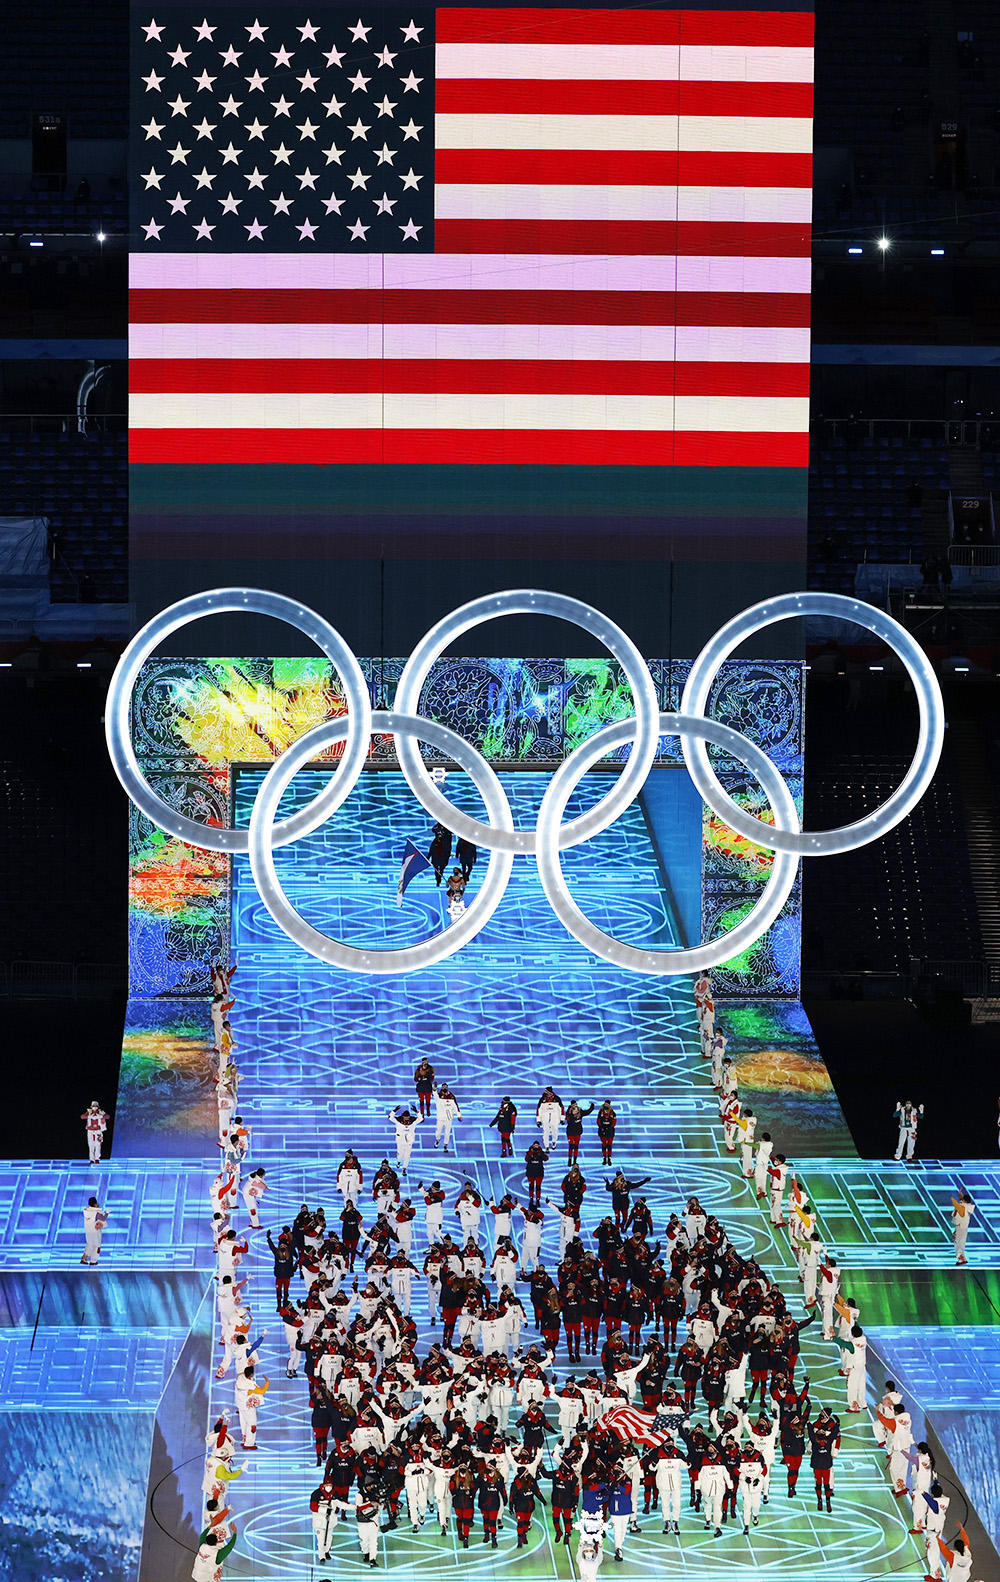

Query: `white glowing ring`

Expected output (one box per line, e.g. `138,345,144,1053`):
680,591,945,856
393,590,660,853
535,712,800,974
248,710,514,973
105,588,371,853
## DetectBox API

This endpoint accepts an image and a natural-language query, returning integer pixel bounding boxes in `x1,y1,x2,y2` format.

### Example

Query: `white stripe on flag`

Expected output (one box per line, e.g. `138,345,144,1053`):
435,113,813,153
128,323,811,363
129,392,810,432
434,186,813,224
129,253,812,294
435,43,814,83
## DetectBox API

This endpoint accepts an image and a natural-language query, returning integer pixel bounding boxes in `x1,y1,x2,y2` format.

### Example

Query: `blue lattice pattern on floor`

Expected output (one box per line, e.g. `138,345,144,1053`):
0,1328,191,1411
6,760,1000,1575
232,768,681,963
866,1326,1000,1411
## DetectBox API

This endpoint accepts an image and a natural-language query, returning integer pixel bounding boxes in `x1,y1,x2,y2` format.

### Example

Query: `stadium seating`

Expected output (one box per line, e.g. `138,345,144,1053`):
808,430,947,592
0,189,128,235
0,1,127,139
802,720,983,970
0,682,126,965
0,428,127,603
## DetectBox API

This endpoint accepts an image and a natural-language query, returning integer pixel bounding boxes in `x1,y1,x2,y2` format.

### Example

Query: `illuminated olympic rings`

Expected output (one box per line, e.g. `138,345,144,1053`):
106,588,945,976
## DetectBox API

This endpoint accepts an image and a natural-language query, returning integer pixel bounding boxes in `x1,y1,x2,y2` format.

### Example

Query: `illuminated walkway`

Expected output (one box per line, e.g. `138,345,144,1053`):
1,772,996,1579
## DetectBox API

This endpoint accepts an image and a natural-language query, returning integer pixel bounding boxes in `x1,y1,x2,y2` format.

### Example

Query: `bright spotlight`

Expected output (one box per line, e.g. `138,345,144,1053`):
877,236,891,251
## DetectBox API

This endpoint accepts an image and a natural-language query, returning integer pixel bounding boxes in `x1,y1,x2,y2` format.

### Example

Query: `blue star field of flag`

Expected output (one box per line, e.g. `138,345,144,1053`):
131,8,435,249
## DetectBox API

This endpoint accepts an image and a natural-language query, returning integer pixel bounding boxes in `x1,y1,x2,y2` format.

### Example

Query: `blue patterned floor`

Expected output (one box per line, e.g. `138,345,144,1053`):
234,767,681,962
3,771,999,1579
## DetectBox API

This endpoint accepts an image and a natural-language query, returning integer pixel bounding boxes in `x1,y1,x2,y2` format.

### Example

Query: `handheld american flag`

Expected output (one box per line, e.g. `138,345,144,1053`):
597,1403,677,1448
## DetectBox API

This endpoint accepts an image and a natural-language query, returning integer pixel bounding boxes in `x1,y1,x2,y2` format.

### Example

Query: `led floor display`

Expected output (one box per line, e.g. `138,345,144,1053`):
1,771,998,1580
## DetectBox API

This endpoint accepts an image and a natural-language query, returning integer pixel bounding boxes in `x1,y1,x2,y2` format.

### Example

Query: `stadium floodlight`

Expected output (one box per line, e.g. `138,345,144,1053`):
877,236,891,251
847,246,863,254
930,247,945,255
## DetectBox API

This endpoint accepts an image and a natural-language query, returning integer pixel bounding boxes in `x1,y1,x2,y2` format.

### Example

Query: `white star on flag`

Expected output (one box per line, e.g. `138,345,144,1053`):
142,218,164,239
297,20,319,41
245,217,267,238
399,218,421,239
194,18,216,41
348,217,369,238
142,18,165,41
349,20,372,41
193,216,215,238
245,18,267,40
297,219,318,239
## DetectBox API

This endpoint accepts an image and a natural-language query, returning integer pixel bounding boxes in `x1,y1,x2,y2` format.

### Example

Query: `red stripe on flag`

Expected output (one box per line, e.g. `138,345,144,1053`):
129,289,812,328
436,79,813,117
131,358,810,398
435,148,813,187
128,428,809,466
434,219,812,256
436,10,814,46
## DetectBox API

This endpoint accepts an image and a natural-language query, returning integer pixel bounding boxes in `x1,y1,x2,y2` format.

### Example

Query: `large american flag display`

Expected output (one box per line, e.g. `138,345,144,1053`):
129,5,812,469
